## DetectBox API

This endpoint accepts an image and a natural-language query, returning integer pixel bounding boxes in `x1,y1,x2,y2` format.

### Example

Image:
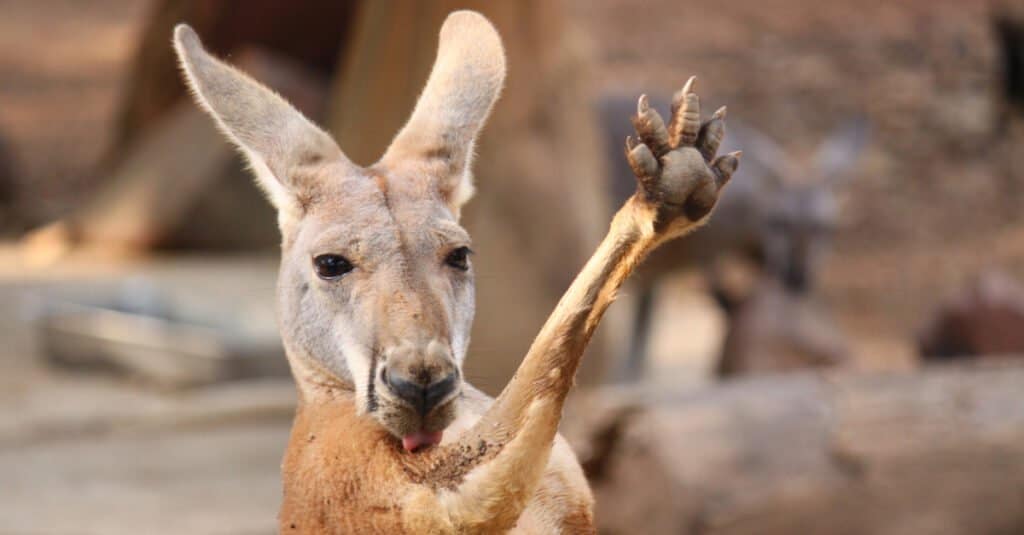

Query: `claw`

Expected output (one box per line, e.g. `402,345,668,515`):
682,75,696,96
627,141,659,193
670,76,701,147
697,112,727,161
668,78,698,136
668,93,685,142
632,96,672,156
711,151,742,188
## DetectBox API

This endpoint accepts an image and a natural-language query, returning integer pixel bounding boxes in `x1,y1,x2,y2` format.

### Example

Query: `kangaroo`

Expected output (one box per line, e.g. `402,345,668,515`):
175,12,738,533
599,95,866,379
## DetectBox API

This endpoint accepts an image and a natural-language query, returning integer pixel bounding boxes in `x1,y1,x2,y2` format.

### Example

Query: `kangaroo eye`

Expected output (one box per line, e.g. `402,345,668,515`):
445,246,472,271
313,254,354,279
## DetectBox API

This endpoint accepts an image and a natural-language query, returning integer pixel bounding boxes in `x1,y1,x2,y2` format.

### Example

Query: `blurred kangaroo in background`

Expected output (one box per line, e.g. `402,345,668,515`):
599,95,867,380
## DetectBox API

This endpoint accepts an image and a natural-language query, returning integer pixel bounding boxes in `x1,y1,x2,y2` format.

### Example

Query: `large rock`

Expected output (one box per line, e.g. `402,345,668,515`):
565,362,1024,535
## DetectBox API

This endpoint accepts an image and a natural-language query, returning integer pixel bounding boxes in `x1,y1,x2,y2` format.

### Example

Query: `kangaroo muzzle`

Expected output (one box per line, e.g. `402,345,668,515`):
382,339,459,417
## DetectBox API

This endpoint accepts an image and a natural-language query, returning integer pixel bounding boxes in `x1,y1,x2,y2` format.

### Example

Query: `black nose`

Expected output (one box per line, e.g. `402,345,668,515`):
384,369,459,415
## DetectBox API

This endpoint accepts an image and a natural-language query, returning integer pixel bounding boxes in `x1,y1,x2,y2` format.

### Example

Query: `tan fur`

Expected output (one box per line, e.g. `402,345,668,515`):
175,11,737,534
279,386,592,534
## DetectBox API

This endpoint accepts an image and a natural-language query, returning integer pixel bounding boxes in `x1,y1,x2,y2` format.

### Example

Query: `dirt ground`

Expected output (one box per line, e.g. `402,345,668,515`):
2,420,287,534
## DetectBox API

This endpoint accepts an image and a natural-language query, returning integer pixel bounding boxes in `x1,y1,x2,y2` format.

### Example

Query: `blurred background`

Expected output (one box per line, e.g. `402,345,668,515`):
2,0,1024,533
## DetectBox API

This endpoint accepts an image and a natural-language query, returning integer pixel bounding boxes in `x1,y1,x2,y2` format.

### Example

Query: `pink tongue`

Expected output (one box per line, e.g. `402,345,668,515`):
402,430,443,453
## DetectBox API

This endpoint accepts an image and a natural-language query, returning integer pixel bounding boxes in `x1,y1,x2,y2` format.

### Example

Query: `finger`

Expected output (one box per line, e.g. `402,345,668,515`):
711,150,742,188
632,95,672,156
626,137,660,192
667,86,686,144
669,76,700,147
697,106,727,162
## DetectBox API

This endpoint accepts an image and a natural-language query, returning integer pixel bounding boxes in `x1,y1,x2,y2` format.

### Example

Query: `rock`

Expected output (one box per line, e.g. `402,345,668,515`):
566,362,1024,534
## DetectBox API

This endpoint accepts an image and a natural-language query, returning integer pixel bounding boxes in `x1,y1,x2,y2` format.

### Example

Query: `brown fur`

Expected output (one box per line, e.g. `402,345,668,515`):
280,386,594,534
175,11,738,534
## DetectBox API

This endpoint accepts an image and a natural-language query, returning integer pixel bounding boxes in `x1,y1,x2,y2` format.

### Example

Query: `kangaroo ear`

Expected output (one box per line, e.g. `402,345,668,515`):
173,24,351,222
815,118,869,187
380,11,506,216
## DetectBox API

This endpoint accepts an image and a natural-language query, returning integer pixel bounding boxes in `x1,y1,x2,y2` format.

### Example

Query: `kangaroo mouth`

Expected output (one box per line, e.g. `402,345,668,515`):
397,397,457,453
402,429,444,452
378,395,459,454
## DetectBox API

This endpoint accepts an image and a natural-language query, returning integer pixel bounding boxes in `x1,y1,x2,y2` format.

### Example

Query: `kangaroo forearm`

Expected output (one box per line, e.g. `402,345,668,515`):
419,194,671,532
418,76,735,532
429,196,691,511
496,194,663,406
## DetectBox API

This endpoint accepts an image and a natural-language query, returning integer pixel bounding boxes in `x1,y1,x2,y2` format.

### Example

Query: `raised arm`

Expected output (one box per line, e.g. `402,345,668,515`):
412,78,740,532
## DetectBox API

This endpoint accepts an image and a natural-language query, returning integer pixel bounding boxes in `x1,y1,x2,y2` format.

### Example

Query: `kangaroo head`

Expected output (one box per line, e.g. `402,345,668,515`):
173,12,505,451
740,120,867,292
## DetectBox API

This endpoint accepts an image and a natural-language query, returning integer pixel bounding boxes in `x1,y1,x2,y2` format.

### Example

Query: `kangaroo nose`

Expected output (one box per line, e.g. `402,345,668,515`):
385,369,459,415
